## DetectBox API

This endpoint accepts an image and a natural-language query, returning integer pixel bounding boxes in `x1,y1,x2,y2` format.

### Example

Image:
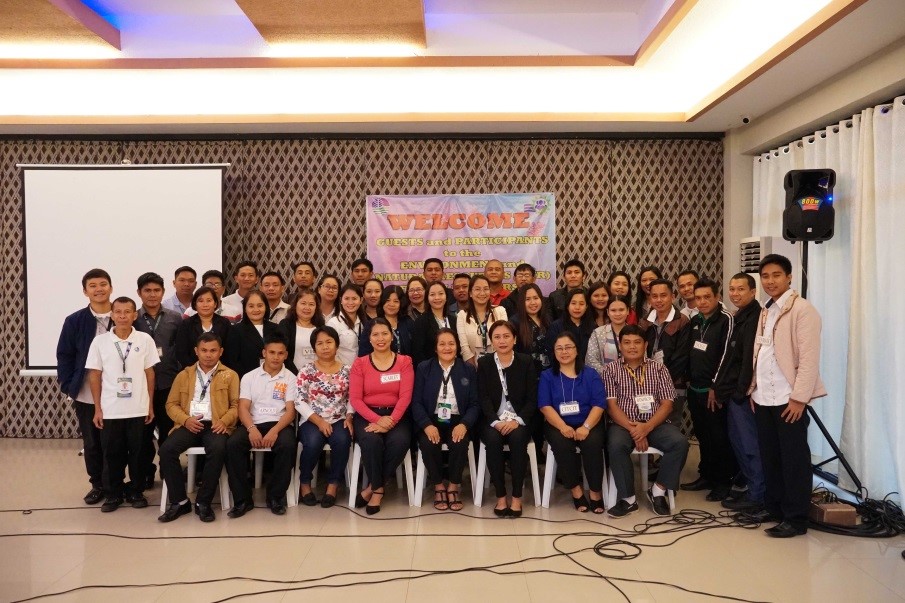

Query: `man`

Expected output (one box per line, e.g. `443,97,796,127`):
133,272,183,489
86,297,159,512
449,273,471,314
749,254,826,538
677,270,701,319
483,259,509,306
422,257,445,285
292,261,317,291
549,259,586,320
350,258,373,286
260,271,291,323
56,268,114,505
714,273,765,514
638,279,690,426
225,335,297,517
162,266,197,315
198,269,242,322
221,261,259,310
501,262,537,317
683,278,737,500
603,325,689,517
158,333,239,523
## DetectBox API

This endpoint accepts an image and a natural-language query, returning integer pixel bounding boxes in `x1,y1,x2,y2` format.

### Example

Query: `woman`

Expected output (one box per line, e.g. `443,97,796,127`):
278,288,325,374
588,282,610,328
359,285,414,356
362,278,384,321
225,290,279,377
457,275,507,367
296,326,353,509
326,283,365,366
546,289,595,361
411,328,479,511
316,274,341,321
478,320,538,517
349,318,415,514
607,271,637,324
586,295,631,377
635,266,663,321
173,286,231,370
405,275,428,321
538,331,607,513
513,283,551,372
410,281,457,367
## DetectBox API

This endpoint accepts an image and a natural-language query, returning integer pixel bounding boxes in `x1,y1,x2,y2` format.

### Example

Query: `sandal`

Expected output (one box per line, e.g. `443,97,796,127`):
447,489,464,511
572,495,590,513
433,488,449,510
589,498,605,514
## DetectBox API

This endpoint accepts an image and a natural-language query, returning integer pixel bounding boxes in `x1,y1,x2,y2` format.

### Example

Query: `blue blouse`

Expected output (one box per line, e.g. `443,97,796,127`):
538,366,607,427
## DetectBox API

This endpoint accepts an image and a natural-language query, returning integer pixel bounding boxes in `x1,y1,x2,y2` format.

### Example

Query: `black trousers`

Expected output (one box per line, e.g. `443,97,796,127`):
481,422,532,498
140,387,173,479
100,416,146,499
687,389,738,484
416,416,471,486
226,422,296,504
159,425,228,506
353,410,412,490
73,400,103,488
544,422,605,491
755,403,812,529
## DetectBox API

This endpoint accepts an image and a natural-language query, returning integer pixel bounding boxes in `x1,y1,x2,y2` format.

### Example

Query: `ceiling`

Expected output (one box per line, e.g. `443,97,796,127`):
0,0,903,135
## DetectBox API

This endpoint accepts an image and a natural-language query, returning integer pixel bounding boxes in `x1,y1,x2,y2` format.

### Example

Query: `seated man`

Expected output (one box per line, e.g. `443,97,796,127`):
602,325,689,517
158,333,239,523
225,335,297,517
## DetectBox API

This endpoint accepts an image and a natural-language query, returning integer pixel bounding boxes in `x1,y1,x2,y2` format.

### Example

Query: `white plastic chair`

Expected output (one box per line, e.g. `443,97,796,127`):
413,441,477,507
252,448,298,507
346,443,415,507
159,446,231,513
472,441,541,507
541,445,608,508
605,446,676,512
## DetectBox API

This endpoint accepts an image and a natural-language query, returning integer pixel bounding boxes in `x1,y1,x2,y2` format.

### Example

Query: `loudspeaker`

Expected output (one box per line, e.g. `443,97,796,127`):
782,169,836,242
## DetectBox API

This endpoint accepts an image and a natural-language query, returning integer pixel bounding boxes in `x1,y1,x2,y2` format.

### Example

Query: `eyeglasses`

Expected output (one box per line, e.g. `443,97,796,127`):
204,282,223,289
320,284,338,290
554,345,577,353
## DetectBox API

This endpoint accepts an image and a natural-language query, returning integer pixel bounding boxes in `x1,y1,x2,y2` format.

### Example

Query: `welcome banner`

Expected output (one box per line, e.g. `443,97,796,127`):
365,193,557,294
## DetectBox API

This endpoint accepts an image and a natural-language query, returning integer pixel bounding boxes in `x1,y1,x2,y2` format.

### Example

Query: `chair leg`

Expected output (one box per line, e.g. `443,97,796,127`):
414,449,426,508
254,451,265,489
639,452,649,494
474,443,486,507
466,442,477,504
186,453,197,495
159,482,168,514
403,451,415,506
541,448,557,508
527,443,541,507
347,444,361,508
219,467,231,510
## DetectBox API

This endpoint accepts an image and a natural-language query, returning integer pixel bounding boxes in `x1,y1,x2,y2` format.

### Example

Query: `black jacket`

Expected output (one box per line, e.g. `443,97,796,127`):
410,358,481,430
477,352,538,426
173,314,232,372
714,300,762,401
409,310,457,368
687,305,733,390
638,308,690,387
223,320,278,378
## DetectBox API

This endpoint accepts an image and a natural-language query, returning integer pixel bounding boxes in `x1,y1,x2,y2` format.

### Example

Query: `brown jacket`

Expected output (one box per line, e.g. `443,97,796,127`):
166,363,240,434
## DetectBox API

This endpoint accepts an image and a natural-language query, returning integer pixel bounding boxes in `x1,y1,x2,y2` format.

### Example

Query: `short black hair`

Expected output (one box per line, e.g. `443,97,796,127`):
677,269,700,281
759,254,793,276
202,269,225,284
263,333,288,349
233,261,258,276
260,271,286,285
618,324,646,341
351,258,373,271
514,263,536,276
310,325,340,349
452,273,471,282
550,330,584,375
137,272,164,290
196,332,222,347
112,296,136,311
563,258,586,274
82,268,111,289
292,260,317,275
693,278,720,296
648,278,674,294
730,272,757,289
174,266,196,279
423,258,443,270
191,286,219,310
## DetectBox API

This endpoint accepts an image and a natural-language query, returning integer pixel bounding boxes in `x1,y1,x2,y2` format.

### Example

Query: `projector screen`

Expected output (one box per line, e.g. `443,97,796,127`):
20,165,226,371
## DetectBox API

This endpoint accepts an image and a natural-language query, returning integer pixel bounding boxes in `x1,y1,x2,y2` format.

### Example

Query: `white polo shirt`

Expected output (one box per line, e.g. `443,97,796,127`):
85,327,159,419
239,366,298,425
268,301,291,324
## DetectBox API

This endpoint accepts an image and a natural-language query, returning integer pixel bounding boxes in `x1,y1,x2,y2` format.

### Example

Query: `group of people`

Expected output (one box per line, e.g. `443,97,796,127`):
57,252,824,537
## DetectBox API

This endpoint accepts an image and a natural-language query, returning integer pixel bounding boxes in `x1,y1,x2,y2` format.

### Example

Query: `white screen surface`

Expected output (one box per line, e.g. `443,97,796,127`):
21,165,226,370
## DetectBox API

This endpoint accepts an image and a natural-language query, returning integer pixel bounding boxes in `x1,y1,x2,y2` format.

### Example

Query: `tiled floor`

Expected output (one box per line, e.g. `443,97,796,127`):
1,437,903,602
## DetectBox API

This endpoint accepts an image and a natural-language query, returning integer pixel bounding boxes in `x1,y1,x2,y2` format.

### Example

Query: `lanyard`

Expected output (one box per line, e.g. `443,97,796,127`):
143,313,162,336
477,308,495,349
559,372,576,404
440,366,452,400
494,353,511,401
697,316,713,342
435,314,449,329
392,327,400,351
625,362,646,387
95,316,111,332
196,366,216,401
114,341,132,374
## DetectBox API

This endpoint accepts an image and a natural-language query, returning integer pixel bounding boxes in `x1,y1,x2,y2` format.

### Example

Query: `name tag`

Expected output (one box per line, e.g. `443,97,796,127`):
437,402,452,422
756,335,772,347
380,373,401,384
652,350,664,363
258,405,281,416
559,402,580,416
116,377,133,398
272,382,287,401
634,394,655,414
157,346,164,358
693,341,708,352
191,400,210,416
499,410,518,422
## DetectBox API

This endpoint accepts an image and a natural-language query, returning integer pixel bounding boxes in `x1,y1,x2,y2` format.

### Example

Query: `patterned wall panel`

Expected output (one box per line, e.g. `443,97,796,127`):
1,136,722,437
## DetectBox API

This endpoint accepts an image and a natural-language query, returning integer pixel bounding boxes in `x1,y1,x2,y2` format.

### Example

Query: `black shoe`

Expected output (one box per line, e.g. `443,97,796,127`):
354,492,369,508
84,487,104,505
726,484,748,501
493,505,510,517
507,507,522,518
680,476,712,491
737,508,781,524
269,498,287,515
127,493,149,509
300,492,318,507
143,474,155,492
227,500,255,519
706,484,732,502
100,497,123,513
365,490,383,515
158,501,192,522
607,499,639,518
765,521,807,538
195,502,215,522
647,488,671,517
721,496,763,511
321,494,337,509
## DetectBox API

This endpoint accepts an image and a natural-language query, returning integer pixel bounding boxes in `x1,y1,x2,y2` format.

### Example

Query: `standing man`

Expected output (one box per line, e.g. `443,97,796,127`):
133,272,183,489
549,259,587,320
162,266,197,315
639,279,690,426
422,258,445,286
222,261,259,311
195,269,242,322
501,263,537,317
57,268,113,505
291,261,317,292
449,273,471,315
749,254,826,538
677,270,700,319
350,258,373,286
260,271,291,323
483,259,510,306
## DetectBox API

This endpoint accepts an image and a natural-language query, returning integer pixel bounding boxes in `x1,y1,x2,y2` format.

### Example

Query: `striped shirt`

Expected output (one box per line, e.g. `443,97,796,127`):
602,358,676,423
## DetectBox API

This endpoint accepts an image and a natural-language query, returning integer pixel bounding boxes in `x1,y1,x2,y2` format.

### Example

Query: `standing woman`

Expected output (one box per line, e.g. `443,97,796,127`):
173,286,231,370
478,320,538,517
316,274,341,322
362,278,384,321
410,281,456,367
295,325,353,508
588,282,610,328
457,275,508,367
225,290,279,377
405,276,428,321
326,283,366,366
410,328,479,510
635,266,663,321
538,331,607,513
513,284,551,372
547,289,595,361
359,285,413,356
349,318,415,514
278,288,325,374
607,271,637,324
586,295,631,378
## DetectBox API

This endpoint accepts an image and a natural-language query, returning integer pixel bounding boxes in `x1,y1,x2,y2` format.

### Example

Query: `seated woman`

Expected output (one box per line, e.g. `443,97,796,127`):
477,320,538,518
586,295,631,378
410,328,479,511
410,281,457,368
349,318,415,515
359,285,413,357
546,288,595,360
173,286,231,370
512,283,551,373
225,290,278,377
295,325,353,509
326,283,366,366
278,288,325,374
539,331,607,513
457,275,508,367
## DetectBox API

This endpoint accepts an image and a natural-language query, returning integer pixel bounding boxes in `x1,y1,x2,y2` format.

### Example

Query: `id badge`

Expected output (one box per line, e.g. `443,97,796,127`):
437,402,452,422
380,373,401,384
634,394,654,414
259,405,279,416
156,346,164,358
559,401,580,416
693,341,708,352
499,410,518,422
191,400,210,416
653,350,664,363
756,335,772,347
116,376,133,398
